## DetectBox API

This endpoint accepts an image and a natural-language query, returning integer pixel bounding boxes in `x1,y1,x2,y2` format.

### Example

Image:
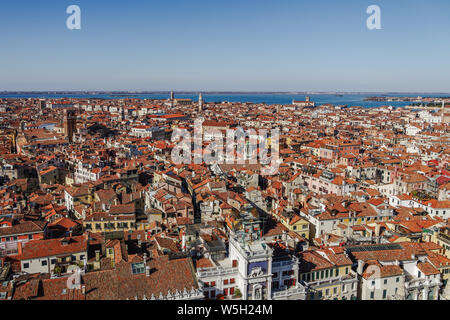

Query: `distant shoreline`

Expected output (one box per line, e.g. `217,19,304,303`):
1,91,450,95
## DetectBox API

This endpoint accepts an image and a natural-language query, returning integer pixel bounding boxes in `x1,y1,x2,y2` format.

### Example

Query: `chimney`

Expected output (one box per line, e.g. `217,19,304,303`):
17,242,23,255
357,260,364,275
375,223,381,237
182,231,186,253
95,250,100,262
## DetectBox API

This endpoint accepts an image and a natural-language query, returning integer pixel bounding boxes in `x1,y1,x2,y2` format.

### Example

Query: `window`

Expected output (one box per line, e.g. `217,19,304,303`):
396,277,400,283
131,262,145,275
382,290,387,299
384,279,387,285
51,259,57,265
345,267,349,274
224,279,229,285
211,281,216,287
23,263,29,269
370,291,374,299
28,234,33,240
230,278,235,284
224,288,228,296
230,287,234,296
335,269,339,277
333,287,337,294
41,260,47,266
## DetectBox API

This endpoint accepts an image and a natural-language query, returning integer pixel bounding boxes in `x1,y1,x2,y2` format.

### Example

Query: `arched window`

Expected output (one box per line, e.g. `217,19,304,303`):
406,293,412,300
428,290,434,300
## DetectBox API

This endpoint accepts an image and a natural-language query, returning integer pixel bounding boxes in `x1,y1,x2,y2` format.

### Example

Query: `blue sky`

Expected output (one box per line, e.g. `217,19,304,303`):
1,0,450,92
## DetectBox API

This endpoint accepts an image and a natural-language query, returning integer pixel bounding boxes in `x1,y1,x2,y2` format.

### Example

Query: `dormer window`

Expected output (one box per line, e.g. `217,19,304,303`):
131,262,145,275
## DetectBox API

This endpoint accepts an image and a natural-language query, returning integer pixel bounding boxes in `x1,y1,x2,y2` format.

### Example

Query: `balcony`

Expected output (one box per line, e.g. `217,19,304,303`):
438,233,450,243
405,276,442,290
272,285,306,300
197,266,238,278
305,272,357,288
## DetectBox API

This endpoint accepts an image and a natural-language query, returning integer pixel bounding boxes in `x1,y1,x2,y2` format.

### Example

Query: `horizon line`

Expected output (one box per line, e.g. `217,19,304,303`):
1,90,450,95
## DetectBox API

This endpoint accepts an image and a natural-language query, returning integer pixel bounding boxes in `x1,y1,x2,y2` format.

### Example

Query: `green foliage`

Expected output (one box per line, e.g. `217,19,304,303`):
53,266,62,274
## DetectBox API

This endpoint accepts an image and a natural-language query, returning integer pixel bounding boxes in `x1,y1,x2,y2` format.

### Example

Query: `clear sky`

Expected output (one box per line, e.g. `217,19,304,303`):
1,0,450,92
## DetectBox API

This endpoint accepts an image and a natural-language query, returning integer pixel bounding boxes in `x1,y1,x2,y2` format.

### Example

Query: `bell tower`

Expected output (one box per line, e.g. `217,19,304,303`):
63,108,77,143
198,93,203,112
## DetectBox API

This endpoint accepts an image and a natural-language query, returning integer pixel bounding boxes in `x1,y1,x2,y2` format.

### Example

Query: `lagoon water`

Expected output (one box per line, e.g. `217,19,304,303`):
0,93,447,108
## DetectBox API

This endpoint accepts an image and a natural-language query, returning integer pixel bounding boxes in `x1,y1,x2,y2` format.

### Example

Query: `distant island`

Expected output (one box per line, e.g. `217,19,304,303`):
365,96,450,103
